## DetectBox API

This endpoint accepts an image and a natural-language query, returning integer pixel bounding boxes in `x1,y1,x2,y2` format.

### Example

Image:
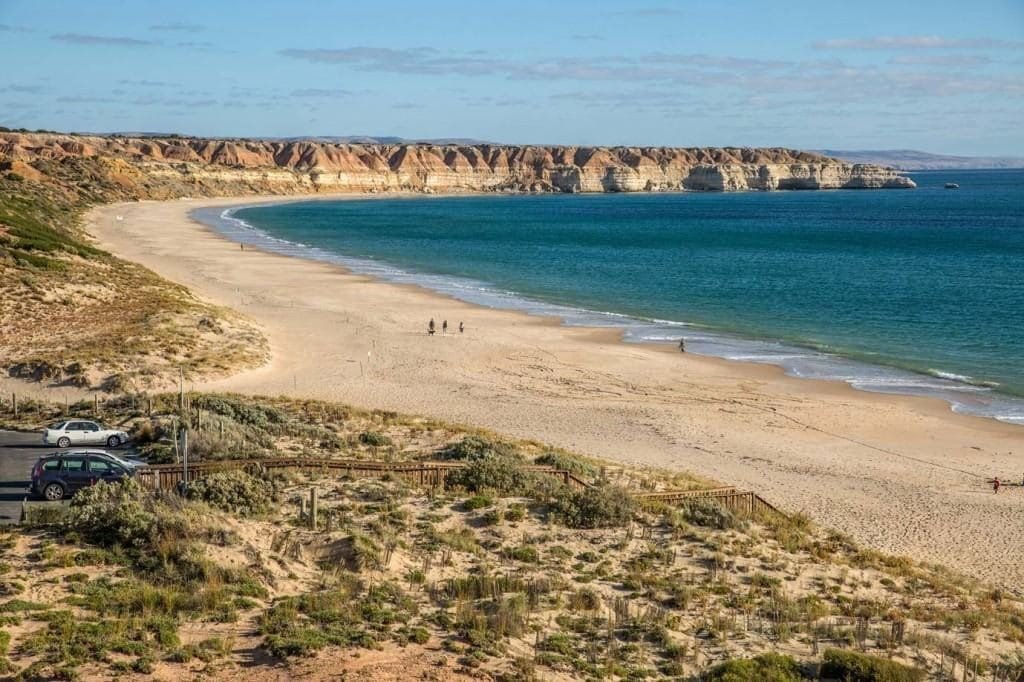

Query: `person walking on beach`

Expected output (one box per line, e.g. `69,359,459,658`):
678,338,686,353
428,318,435,336
993,477,1001,494
459,321,464,334
442,320,448,335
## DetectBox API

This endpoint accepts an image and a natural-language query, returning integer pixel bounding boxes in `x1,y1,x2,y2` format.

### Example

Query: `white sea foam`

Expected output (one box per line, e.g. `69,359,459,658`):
196,205,1024,428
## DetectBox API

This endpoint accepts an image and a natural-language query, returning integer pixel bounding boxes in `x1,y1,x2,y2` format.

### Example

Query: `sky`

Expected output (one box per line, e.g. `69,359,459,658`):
1,0,1022,155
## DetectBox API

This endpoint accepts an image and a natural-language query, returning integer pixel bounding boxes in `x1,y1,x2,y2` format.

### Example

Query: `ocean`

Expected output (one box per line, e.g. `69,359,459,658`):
194,169,1024,426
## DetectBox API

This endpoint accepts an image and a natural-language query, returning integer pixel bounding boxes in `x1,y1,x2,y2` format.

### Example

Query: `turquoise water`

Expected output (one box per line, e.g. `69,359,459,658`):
196,169,1024,425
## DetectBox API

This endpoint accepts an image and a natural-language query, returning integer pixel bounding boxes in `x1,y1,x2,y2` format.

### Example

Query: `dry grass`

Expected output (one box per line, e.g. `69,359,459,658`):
0,392,1022,679
0,161,268,391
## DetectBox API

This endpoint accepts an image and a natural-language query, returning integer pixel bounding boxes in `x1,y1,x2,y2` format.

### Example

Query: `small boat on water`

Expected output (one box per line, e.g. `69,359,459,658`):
944,182,959,189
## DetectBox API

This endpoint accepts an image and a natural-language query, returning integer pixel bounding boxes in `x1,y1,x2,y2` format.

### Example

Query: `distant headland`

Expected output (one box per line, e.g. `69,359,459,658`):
818,149,1024,171
1,130,915,197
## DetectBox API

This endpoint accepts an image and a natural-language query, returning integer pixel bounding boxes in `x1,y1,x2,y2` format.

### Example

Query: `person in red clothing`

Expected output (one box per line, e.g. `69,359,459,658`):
993,477,1001,494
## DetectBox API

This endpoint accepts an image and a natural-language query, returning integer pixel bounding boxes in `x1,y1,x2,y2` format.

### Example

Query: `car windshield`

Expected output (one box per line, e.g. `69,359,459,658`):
48,421,67,430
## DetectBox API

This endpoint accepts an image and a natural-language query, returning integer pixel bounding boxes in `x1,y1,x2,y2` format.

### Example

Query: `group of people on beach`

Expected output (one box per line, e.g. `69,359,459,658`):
991,474,1024,494
428,318,463,336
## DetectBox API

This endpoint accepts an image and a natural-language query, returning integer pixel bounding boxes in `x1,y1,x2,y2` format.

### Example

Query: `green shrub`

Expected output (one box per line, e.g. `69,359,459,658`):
551,484,636,528
504,545,539,563
359,431,392,447
504,503,526,522
821,648,925,682
19,609,179,671
259,581,414,657
705,652,806,681
462,494,494,511
539,632,576,656
448,454,532,495
426,528,481,555
191,394,287,429
68,479,266,596
69,478,159,549
535,451,597,479
679,498,742,530
331,532,382,572
0,599,50,613
439,436,521,461
568,588,602,611
186,469,277,516
23,505,70,527
454,594,529,645
481,508,504,526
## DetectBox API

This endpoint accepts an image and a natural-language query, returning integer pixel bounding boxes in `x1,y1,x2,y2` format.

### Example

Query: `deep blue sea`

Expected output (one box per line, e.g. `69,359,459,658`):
195,169,1024,425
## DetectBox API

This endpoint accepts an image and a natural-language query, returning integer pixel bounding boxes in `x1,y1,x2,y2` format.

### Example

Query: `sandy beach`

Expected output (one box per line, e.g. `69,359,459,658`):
85,195,1021,588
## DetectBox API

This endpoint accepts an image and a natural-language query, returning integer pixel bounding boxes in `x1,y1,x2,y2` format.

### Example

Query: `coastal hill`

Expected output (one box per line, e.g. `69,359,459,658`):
819,148,1024,171
1,131,915,195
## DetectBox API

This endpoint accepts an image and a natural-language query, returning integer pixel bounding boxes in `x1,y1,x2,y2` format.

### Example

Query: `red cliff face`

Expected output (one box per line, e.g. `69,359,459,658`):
0,132,916,197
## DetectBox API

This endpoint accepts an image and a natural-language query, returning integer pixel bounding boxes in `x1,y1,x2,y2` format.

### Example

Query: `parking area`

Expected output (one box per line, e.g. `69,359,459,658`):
0,430,134,524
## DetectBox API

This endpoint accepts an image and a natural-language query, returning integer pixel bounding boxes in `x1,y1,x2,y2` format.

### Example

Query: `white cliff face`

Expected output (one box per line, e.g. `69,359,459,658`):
0,133,916,196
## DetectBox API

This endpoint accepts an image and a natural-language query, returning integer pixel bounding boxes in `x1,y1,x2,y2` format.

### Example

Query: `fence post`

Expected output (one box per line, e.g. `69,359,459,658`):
181,428,189,491
94,394,99,415
11,393,16,418
310,488,319,531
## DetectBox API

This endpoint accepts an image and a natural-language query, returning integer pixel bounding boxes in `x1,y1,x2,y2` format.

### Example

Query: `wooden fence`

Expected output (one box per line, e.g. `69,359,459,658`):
635,487,786,517
133,456,784,519
134,457,590,493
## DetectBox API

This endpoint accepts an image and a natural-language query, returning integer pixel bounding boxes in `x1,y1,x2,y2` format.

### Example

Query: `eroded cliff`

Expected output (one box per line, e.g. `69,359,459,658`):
0,132,915,197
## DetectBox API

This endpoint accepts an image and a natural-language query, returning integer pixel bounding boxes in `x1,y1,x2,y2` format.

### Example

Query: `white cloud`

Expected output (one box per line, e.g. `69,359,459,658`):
51,32,154,47
815,36,1024,50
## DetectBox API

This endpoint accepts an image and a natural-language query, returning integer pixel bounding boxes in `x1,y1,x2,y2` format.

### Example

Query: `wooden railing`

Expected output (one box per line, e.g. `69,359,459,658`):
134,457,590,492
133,456,783,518
635,487,786,517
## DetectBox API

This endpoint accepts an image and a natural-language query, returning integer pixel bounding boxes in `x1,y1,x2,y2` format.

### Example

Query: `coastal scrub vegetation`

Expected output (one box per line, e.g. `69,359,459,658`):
0,160,267,391
0,393,1021,679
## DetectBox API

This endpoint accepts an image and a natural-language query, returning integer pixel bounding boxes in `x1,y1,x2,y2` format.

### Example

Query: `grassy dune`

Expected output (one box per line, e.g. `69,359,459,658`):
0,163,267,391
0,393,1021,680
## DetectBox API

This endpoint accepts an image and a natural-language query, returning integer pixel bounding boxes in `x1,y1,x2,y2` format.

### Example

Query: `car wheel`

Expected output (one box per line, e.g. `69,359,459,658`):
56,437,70,448
43,483,65,501
107,435,121,448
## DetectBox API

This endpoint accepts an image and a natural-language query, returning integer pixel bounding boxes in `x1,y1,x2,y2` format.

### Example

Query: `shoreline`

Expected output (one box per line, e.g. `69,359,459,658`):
206,196,1024,425
82,193,1021,587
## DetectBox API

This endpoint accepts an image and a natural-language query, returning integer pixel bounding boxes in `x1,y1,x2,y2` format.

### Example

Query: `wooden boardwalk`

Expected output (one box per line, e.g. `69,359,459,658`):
135,457,590,492
133,457,784,519
635,486,786,517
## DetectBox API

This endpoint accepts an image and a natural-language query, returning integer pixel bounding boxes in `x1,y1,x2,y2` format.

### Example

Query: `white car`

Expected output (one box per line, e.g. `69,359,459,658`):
43,420,130,449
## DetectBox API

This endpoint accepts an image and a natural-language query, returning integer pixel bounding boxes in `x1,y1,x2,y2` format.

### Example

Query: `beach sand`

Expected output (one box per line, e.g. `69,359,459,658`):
86,195,1021,588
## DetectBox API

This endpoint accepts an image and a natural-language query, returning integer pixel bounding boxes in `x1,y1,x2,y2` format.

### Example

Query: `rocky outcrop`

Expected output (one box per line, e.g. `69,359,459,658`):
0,132,916,197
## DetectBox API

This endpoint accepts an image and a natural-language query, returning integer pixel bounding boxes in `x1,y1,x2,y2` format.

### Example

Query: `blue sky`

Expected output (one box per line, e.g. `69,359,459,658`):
1,0,1022,155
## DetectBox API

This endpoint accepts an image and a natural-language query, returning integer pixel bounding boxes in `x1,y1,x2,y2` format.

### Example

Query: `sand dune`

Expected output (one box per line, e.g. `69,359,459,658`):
87,196,1022,589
